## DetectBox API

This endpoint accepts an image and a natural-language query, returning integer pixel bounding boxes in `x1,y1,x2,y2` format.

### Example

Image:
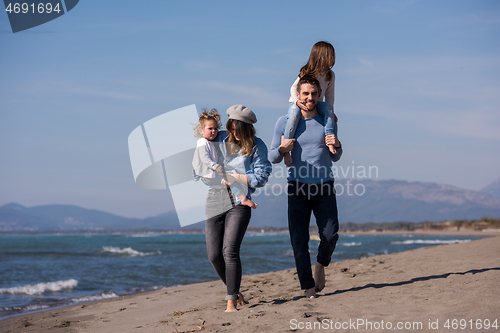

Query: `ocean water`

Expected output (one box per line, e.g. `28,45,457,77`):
0,233,481,320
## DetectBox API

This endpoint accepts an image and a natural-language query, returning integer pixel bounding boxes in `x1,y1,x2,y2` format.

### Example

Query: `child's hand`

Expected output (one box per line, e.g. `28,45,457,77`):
296,99,308,111
221,178,230,187
215,165,223,175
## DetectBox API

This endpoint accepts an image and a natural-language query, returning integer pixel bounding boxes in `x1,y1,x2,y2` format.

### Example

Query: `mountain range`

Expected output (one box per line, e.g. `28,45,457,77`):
1,178,499,231
480,177,500,199
250,178,500,228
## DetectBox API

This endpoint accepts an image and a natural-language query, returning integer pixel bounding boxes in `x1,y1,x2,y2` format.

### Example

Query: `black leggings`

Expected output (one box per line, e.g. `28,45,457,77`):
205,188,251,300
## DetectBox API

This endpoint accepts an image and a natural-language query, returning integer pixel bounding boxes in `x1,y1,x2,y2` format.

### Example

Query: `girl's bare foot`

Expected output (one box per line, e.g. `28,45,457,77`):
305,287,317,299
284,151,292,165
240,196,257,209
314,263,326,292
225,299,238,312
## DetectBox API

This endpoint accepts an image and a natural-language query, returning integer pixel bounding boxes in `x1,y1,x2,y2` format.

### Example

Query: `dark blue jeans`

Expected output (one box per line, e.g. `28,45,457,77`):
205,187,251,300
287,181,339,290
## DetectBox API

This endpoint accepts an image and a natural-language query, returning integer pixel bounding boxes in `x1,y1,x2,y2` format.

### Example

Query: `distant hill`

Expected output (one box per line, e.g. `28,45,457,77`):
339,178,500,223
480,177,500,199
250,179,500,228
2,178,500,231
0,203,181,231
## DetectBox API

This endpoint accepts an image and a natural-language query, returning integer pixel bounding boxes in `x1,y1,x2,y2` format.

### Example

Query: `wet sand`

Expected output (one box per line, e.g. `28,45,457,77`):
1,234,499,333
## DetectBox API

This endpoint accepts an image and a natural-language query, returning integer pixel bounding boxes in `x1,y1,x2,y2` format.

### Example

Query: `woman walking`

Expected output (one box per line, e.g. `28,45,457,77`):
204,105,271,312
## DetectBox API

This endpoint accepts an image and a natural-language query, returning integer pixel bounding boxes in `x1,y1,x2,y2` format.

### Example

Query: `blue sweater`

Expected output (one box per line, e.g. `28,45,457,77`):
269,114,342,183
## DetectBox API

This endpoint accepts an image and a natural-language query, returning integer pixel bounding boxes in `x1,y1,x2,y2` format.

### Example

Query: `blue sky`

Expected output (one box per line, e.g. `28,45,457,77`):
1,0,499,218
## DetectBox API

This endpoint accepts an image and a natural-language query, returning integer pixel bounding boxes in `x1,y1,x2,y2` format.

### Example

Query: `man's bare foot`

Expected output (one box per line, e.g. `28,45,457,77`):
305,287,316,299
284,152,292,165
328,144,337,155
225,299,238,312
240,196,257,209
314,263,326,292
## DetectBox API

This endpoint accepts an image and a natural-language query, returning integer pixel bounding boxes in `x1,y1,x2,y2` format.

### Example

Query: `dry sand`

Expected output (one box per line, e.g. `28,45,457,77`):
1,235,499,333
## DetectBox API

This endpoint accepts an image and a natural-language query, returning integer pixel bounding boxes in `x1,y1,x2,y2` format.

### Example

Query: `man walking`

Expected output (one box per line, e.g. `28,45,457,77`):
270,76,342,298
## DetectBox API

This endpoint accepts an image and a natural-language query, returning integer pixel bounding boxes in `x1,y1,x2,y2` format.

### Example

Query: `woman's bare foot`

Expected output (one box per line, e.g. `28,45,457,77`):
314,263,326,292
284,151,292,165
305,287,317,299
225,299,238,312
237,293,248,306
240,196,257,209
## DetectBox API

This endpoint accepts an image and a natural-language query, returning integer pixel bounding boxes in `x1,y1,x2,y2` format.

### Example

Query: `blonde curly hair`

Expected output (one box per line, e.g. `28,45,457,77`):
194,108,222,138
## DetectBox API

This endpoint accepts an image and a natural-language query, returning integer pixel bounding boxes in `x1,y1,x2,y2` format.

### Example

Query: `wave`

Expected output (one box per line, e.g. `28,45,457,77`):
391,239,470,245
125,285,167,293
246,233,283,237
99,246,160,257
0,279,78,296
71,292,118,303
128,233,161,238
340,242,362,247
0,292,118,318
0,304,50,312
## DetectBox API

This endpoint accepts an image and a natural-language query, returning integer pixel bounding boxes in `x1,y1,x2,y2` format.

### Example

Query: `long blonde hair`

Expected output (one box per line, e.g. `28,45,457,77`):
226,119,256,156
194,108,221,138
298,41,335,81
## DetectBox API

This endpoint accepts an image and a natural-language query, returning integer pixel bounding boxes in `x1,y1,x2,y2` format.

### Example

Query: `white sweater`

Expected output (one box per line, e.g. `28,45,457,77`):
289,70,335,106
192,138,221,179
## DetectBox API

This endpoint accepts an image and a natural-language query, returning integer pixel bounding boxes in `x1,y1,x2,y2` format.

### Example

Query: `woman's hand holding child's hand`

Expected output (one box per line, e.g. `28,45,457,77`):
221,173,238,187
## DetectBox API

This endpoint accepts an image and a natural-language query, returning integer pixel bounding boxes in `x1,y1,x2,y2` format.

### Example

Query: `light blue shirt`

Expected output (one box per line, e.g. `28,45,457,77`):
269,114,342,183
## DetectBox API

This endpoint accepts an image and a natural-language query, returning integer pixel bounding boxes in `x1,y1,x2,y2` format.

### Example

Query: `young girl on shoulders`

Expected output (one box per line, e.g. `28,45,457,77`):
284,41,338,165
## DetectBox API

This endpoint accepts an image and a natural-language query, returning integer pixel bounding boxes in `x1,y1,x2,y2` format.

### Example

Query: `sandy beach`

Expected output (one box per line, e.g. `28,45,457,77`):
1,233,499,333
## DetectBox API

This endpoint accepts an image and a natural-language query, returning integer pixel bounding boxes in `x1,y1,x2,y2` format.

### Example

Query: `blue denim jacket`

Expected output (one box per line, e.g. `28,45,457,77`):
197,131,272,202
